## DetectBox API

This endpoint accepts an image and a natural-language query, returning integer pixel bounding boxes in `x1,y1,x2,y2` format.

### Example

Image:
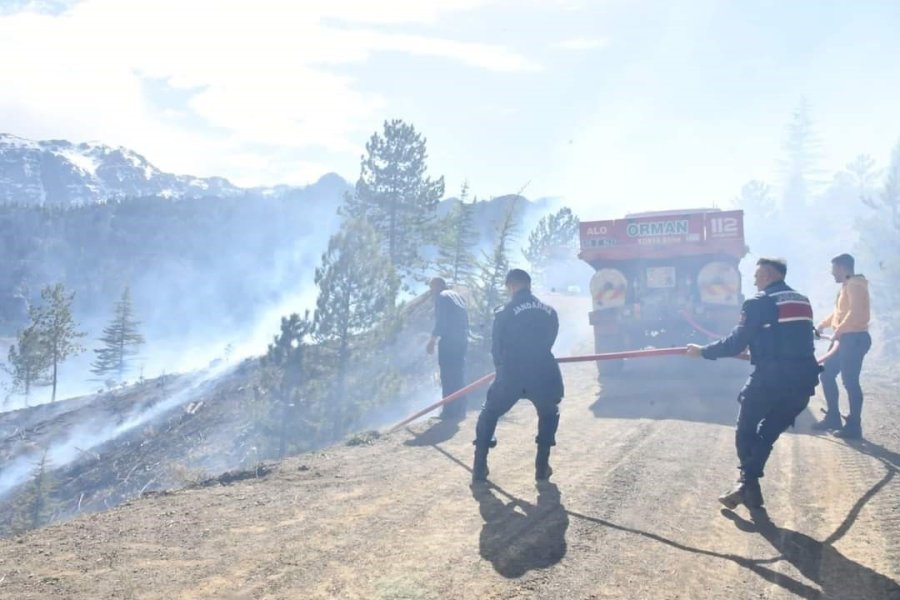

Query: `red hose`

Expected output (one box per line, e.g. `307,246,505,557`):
389,340,838,432
556,347,687,363
388,347,687,432
817,340,839,365
388,372,496,433
680,309,726,339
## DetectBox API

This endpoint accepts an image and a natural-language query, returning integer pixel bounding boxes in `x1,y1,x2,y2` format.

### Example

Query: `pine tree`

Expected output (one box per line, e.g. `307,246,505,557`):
780,98,824,208
6,323,51,403
313,219,399,439
342,119,445,280
32,283,85,402
91,287,144,383
855,140,900,355
471,198,520,353
875,140,900,227
846,154,881,208
435,181,479,285
734,180,775,241
522,207,580,280
10,449,57,533
259,311,313,458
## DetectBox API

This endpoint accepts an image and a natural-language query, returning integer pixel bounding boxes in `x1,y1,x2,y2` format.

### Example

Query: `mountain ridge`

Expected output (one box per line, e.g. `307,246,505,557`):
0,133,348,206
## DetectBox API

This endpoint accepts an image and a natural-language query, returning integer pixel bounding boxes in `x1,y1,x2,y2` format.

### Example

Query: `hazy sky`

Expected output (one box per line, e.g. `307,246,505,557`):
2,0,898,215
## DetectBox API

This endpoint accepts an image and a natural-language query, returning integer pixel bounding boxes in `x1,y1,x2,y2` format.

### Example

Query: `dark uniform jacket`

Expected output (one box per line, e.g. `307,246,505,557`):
433,290,469,344
491,289,564,399
701,280,820,392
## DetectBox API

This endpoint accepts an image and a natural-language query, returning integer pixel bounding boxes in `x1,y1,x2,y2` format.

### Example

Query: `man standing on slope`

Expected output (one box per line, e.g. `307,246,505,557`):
472,269,564,484
686,258,821,510
426,277,470,420
811,253,871,439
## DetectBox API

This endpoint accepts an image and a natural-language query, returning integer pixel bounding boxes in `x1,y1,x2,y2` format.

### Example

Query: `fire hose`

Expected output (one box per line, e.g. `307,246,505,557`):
388,342,839,433
680,309,726,339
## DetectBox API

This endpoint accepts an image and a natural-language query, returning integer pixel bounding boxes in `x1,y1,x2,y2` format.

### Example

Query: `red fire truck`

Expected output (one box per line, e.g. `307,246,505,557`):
578,208,748,374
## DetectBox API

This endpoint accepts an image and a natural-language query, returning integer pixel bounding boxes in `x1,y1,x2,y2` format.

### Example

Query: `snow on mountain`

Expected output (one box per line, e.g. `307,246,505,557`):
0,133,248,206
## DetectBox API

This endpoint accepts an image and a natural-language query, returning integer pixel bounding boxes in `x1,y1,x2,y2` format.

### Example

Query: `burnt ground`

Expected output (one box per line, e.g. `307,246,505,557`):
0,290,446,535
0,365,265,532
0,294,897,599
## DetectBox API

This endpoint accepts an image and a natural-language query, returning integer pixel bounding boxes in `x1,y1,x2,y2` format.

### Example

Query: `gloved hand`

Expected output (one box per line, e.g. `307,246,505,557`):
685,343,703,358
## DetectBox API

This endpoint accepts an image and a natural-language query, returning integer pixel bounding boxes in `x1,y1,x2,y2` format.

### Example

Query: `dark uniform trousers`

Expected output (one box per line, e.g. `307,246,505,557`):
474,375,561,450
701,281,821,481
474,288,564,452
438,337,467,418
736,382,810,479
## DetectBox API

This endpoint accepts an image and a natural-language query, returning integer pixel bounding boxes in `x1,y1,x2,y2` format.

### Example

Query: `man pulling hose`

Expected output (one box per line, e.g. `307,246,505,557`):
687,258,821,510
472,269,564,484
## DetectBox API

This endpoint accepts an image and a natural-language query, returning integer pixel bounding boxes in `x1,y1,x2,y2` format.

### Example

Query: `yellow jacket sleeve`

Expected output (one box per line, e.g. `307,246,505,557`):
833,278,870,336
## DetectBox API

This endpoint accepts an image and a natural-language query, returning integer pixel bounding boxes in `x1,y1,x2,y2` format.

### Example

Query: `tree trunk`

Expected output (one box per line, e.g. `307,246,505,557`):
278,383,289,458
333,338,348,441
388,197,398,266
51,352,58,403
332,290,351,441
118,329,125,382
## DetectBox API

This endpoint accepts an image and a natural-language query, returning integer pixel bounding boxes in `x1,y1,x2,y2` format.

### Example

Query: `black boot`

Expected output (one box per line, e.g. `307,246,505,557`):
835,417,862,440
719,475,764,510
535,445,553,481
472,447,490,483
741,478,764,509
811,412,842,431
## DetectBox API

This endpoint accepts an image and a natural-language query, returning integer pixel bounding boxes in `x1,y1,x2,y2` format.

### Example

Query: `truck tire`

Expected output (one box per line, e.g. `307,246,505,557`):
594,330,625,379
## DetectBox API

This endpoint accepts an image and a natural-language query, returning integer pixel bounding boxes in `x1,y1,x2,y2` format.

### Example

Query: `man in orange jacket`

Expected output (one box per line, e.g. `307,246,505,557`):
812,253,872,439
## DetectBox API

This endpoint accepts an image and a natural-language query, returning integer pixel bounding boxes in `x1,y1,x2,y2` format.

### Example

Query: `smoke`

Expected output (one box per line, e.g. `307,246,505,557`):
0,262,322,412
0,185,342,412
0,360,236,500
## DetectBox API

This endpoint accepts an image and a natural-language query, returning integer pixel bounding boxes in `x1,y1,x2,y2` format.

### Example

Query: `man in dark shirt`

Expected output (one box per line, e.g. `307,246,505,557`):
426,277,469,420
472,269,564,484
687,258,821,510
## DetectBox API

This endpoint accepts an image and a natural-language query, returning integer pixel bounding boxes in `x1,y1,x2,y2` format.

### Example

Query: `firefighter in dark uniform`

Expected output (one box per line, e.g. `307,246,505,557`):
426,277,469,420
472,269,564,484
687,258,820,510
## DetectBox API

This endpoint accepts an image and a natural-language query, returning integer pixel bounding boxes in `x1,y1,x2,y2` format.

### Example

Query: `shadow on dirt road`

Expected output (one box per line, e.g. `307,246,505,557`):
718,441,898,600
724,506,900,600
471,483,569,578
403,418,463,447
431,439,898,597
589,369,746,427
424,444,570,578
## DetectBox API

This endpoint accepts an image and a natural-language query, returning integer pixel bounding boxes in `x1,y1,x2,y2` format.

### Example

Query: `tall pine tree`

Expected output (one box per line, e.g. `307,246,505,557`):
5,323,51,403
855,141,900,355
846,154,881,208
258,311,313,458
435,181,479,285
780,98,824,208
32,283,85,402
91,287,144,383
734,180,775,250
313,219,399,439
471,198,520,353
523,207,580,280
874,140,900,226
342,119,445,280
10,449,57,533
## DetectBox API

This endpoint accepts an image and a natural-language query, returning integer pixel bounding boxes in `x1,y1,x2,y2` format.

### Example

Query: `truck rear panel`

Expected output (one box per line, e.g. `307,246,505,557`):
579,209,746,265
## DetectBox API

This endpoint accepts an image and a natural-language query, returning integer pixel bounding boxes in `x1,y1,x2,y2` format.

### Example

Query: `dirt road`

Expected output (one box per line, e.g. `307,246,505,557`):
0,332,898,598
